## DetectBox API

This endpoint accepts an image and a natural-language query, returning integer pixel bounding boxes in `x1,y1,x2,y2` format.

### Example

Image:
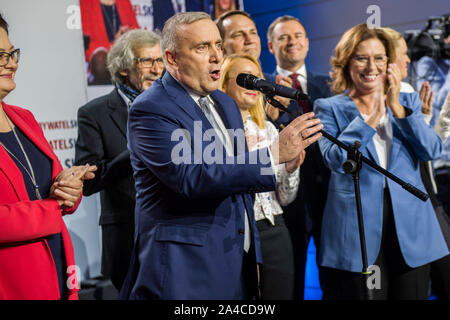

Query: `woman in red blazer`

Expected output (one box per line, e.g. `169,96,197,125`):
0,14,96,300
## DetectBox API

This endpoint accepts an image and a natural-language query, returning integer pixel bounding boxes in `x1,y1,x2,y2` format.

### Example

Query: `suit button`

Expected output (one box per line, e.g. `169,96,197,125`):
238,229,245,235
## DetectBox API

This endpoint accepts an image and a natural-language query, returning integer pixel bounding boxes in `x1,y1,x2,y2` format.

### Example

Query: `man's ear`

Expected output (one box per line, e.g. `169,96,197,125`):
165,49,177,70
119,70,128,77
267,41,274,54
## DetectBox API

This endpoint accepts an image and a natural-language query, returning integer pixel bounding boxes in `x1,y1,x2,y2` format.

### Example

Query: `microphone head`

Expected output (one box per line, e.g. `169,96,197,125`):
236,73,256,89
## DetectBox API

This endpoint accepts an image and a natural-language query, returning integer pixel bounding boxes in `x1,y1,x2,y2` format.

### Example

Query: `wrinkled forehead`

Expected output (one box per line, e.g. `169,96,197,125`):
177,19,221,47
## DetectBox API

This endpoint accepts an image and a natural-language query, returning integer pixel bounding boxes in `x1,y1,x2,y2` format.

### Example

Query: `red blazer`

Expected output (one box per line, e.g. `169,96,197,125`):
0,102,80,300
80,0,139,62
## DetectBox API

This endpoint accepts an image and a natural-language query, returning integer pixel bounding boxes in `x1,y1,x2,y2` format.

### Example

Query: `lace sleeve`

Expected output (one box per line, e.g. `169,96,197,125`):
265,121,300,206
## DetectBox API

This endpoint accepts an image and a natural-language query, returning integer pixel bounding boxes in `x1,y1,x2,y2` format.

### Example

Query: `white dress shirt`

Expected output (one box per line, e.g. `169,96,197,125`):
276,64,308,94
361,112,393,171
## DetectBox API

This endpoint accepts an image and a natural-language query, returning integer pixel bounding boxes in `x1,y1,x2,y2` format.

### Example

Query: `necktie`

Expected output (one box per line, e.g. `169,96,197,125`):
198,96,250,252
198,97,233,156
289,73,309,114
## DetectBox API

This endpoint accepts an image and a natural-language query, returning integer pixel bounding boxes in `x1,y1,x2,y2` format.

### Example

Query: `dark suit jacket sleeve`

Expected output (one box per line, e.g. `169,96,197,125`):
75,104,133,196
128,103,276,200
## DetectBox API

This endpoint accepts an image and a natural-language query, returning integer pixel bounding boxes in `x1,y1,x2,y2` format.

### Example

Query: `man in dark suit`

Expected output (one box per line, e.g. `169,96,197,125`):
118,12,323,300
267,15,332,300
74,29,164,292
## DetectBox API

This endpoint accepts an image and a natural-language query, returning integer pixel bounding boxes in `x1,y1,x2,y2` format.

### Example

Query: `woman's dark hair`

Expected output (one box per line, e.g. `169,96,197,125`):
0,13,9,34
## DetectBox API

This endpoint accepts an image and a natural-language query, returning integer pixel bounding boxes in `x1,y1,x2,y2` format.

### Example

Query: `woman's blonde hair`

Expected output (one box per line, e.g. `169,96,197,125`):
381,27,404,46
330,24,396,94
218,54,267,129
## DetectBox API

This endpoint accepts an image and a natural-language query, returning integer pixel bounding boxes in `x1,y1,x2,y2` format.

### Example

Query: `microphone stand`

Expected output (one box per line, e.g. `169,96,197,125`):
266,95,429,300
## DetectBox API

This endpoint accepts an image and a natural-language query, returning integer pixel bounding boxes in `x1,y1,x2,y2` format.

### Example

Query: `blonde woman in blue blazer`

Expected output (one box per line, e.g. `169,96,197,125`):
314,24,449,300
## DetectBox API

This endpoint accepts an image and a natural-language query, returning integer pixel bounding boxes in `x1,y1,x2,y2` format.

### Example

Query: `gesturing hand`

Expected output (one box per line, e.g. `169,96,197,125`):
270,112,322,165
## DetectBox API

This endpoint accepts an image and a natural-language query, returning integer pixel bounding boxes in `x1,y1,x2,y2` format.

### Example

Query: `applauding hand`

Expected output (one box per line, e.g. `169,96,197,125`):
50,164,97,208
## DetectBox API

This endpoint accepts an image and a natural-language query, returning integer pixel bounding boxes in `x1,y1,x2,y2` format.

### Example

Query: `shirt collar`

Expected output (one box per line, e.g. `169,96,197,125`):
172,73,213,105
117,87,132,109
276,64,307,80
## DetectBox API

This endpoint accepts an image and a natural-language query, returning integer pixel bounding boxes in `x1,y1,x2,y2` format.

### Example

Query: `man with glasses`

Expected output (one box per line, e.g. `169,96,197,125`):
74,29,163,293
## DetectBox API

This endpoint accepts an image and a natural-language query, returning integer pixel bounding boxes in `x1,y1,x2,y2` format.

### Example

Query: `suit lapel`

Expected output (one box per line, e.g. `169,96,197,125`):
210,91,238,131
387,95,409,169
108,89,128,138
0,142,29,201
210,91,244,155
161,73,245,155
340,95,379,164
162,72,215,134
306,71,322,107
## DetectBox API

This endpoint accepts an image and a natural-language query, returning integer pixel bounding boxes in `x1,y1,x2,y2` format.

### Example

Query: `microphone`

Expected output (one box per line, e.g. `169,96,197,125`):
236,73,309,101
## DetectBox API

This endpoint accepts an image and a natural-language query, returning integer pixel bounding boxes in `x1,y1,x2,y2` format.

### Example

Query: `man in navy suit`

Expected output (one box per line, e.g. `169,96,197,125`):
119,11,323,300
267,15,332,300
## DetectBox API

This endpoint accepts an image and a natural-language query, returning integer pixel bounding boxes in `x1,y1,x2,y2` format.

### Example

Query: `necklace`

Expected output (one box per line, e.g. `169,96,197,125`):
0,109,42,200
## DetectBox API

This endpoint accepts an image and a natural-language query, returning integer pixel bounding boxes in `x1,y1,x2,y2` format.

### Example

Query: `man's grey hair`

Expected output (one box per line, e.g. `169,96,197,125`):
160,11,212,64
107,29,161,85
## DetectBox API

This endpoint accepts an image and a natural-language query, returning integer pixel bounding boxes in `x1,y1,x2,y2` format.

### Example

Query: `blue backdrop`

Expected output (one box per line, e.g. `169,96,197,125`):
245,0,449,74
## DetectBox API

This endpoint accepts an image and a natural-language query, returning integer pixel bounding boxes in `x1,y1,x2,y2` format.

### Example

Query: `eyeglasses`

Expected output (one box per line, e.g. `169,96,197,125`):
0,48,20,67
352,54,387,67
134,56,164,68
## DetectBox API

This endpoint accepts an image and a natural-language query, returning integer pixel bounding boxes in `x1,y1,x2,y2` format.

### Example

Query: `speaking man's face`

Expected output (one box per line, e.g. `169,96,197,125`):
169,19,223,96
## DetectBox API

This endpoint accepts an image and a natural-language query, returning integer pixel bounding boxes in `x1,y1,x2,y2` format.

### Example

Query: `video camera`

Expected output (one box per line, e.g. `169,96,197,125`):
404,14,450,61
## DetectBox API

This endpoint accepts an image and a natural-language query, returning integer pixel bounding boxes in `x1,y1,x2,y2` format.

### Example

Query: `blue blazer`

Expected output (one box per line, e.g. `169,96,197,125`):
119,72,276,299
314,92,449,272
